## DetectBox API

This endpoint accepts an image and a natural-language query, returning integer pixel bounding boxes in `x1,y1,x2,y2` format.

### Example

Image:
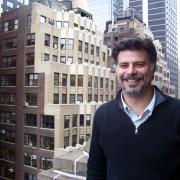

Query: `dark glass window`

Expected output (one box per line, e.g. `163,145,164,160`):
26,53,34,66
40,136,54,150
26,33,35,46
80,114,84,127
45,34,50,47
25,73,38,86
0,111,16,124
24,114,37,127
2,55,16,68
25,93,37,106
24,133,37,147
40,157,53,170
40,115,54,129
53,94,59,104
64,115,70,129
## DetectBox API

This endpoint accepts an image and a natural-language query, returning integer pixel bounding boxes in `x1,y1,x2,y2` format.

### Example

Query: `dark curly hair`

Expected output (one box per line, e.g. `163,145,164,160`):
112,37,157,71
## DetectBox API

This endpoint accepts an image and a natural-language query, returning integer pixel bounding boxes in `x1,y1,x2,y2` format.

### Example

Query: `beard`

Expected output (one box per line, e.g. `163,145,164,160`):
120,74,147,97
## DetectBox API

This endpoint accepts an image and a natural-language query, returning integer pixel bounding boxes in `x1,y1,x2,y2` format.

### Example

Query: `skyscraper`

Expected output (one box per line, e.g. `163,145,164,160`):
0,2,115,180
129,0,178,97
88,0,129,32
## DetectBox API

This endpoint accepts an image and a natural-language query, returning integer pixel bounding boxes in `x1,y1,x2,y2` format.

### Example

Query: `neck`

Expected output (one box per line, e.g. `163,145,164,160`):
122,86,154,116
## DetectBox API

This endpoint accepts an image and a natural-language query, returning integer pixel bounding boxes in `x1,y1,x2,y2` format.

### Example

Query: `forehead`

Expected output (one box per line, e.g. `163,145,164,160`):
118,49,149,63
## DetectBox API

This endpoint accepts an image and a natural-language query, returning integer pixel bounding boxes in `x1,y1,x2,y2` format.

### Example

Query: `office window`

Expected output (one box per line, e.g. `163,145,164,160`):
40,15,46,23
0,93,16,105
40,136,54,150
67,39,73,50
86,114,91,126
44,53,49,61
91,45,94,55
77,94,83,102
64,136,69,148
100,94,103,101
79,135,84,145
103,52,106,61
78,40,82,51
7,1,13,8
27,15,31,27
26,33,35,46
0,148,15,162
0,129,15,143
14,19,19,29
3,37,17,49
2,55,16,68
70,94,75,104
78,75,83,87
0,112,15,124
96,46,100,57
105,95,108,101
40,157,53,170
70,75,76,86
85,42,88,53
60,56,66,63
88,76,92,87
94,94,98,102
24,114,37,127
63,21,69,28
52,55,57,62
78,58,82,64
53,94,59,104
62,94,67,104
88,94,92,102
64,115,70,129
72,114,77,127
4,22,8,32
111,80,114,90
40,115,54,129
26,53,34,66
60,38,66,49
24,153,37,168
45,34,50,47
24,133,37,147
54,73,59,86
24,173,37,180
0,74,16,86
100,77,103,88
105,78,109,88
62,74,67,86
56,21,62,28
94,77,98,88
80,114,84,127
67,56,73,64
25,93,37,106
25,73,38,86
72,135,77,147
53,36,58,48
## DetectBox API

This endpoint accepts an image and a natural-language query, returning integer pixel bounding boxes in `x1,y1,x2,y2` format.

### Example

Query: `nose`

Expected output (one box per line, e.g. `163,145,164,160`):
127,65,137,74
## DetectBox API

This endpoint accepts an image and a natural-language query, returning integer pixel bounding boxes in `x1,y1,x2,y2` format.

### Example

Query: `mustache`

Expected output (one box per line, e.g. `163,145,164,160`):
121,74,144,81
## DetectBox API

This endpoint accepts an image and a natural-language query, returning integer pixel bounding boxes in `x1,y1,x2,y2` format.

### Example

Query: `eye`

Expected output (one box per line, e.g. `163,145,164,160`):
119,63,128,68
136,63,145,68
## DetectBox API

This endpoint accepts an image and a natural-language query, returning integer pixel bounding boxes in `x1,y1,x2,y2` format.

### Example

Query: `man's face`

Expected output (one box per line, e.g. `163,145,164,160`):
116,49,154,97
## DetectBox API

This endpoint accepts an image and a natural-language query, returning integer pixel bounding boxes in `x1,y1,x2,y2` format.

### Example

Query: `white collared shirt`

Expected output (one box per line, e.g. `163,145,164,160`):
121,89,156,130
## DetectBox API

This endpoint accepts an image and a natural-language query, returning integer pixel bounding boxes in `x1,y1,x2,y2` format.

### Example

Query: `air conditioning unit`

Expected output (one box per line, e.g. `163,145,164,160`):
79,135,85,139
1,129,5,134
23,101,29,107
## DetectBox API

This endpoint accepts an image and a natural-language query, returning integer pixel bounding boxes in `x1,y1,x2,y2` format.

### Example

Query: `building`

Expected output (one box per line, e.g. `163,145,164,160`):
87,0,129,32
0,2,116,180
104,15,175,97
1,0,25,13
129,0,178,97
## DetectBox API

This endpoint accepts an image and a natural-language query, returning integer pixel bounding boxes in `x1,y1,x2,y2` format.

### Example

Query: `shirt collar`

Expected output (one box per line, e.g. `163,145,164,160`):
121,88,156,116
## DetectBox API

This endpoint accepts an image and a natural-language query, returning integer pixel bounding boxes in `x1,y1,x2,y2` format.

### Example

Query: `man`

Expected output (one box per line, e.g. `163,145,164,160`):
87,37,180,180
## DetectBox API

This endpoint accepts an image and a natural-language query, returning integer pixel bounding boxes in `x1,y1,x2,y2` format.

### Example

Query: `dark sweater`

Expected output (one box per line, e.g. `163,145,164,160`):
87,88,180,180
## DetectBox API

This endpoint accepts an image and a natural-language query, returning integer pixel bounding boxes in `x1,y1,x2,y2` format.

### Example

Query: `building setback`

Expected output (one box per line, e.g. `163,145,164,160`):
0,2,116,180
129,0,178,97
